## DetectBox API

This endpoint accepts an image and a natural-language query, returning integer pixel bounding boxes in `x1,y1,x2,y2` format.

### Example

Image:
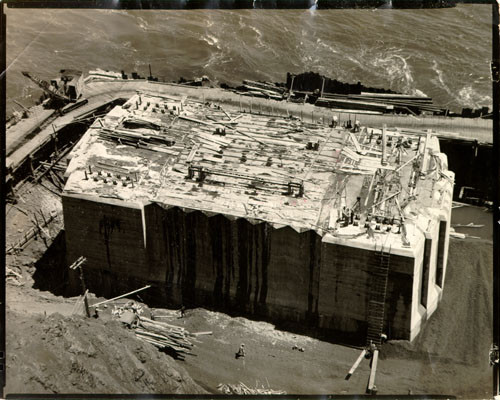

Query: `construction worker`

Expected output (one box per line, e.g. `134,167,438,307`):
490,345,499,366
332,115,338,128
236,343,246,359
354,120,361,132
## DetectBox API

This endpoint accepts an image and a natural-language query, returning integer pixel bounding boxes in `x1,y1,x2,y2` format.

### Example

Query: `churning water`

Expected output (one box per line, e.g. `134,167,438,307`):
5,4,491,116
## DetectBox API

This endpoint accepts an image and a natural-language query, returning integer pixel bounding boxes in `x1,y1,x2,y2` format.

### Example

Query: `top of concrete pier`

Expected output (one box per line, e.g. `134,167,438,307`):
63,90,455,256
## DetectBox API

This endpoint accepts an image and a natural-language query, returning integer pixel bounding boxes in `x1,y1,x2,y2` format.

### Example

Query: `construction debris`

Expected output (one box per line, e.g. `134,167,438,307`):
217,382,286,395
6,210,58,254
6,267,22,286
451,222,484,228
134,316,195,360
238,80,285,100
106,300,195,359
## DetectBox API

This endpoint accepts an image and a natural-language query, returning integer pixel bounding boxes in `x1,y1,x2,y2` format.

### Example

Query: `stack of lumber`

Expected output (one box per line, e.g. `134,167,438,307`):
134,316,195,360
98,127,177,154
217,382,286,395
238,80,285,100
315,92,445,115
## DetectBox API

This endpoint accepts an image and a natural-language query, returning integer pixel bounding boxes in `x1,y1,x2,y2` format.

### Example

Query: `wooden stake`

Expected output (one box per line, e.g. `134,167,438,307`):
83,289,91,317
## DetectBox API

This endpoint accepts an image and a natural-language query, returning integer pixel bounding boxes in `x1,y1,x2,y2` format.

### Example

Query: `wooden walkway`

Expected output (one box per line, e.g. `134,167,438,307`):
6,79,492,180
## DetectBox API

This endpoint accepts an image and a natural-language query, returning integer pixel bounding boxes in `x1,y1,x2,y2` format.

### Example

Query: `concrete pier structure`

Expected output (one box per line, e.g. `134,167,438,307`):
62,92,454,343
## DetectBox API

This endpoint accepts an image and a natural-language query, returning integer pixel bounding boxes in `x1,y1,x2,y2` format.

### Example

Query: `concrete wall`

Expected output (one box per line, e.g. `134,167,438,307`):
317,240,414,339
63,195,430,342
408,214,451,341
63,194,150,296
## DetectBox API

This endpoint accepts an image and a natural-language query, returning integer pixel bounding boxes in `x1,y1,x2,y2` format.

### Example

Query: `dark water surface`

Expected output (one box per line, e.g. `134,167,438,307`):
6,5,491,116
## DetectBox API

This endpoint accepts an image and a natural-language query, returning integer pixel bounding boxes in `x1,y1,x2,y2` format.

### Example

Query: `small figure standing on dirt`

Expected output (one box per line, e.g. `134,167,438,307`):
235,343,246,359
180,305,186,318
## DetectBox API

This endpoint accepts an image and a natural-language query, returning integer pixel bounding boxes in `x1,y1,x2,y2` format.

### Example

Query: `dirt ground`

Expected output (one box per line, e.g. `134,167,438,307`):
5,308,205,394
161,239,492,397
4,177,494,397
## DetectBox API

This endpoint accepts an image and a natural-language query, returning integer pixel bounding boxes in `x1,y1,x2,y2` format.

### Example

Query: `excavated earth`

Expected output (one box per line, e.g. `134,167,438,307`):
4,177,493,397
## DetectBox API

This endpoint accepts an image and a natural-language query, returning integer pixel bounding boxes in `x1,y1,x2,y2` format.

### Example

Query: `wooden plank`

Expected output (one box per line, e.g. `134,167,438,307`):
348,132,365,155
366,349,379,394
91,285,152,307
345,349,367,380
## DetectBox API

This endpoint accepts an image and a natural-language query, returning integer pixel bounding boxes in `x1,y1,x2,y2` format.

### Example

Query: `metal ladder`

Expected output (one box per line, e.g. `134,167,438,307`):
366,247,391,346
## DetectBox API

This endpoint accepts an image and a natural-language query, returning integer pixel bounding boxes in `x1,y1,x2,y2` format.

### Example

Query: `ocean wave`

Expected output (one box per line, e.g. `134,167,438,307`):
315,38,338,55
250,26,264,48
136,16,149,31
414,88,428,98
6,7,492,112
202,34,222,52
457,85,492,109
430,59,456,100
371,53,414,92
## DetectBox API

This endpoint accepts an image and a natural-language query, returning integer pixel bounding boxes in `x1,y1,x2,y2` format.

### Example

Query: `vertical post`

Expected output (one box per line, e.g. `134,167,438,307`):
83,290,91,318
420,129,431,177
29,155,35,177
52,125,59,156
320,77,325,98
492,1,500,396
289,74,295,96
381,125,387,166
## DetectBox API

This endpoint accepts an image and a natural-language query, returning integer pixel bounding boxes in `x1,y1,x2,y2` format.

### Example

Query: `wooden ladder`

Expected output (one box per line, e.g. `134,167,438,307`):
366,247,391,346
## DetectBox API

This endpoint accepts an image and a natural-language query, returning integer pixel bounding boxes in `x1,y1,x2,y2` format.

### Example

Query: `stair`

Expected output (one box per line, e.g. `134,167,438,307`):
366,249,390,346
